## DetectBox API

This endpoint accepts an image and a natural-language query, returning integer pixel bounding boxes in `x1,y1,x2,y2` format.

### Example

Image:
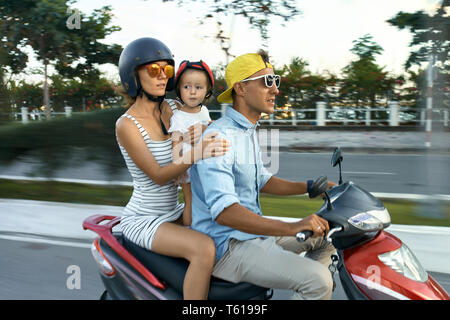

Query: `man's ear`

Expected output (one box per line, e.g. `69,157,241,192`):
233,81,246,98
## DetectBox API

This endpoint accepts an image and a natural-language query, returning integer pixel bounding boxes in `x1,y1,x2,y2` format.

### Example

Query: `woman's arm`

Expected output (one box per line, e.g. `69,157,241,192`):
116,117,193,185
160,100,178,131
171,130,189,185
116,117,229,186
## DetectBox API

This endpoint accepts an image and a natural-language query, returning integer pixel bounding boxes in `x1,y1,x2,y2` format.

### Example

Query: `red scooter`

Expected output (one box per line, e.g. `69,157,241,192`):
83,147,449,300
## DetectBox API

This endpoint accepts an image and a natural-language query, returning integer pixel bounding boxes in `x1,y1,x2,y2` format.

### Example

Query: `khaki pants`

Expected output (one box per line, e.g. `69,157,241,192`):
212,236,336,300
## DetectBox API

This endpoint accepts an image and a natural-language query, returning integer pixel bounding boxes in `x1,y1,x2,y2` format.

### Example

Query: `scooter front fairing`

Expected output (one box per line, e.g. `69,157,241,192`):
338,230,449,300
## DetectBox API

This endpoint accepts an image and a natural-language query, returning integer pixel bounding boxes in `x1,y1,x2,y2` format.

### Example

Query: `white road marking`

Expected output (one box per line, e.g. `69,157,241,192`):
343,171,397,175
0,234,91,249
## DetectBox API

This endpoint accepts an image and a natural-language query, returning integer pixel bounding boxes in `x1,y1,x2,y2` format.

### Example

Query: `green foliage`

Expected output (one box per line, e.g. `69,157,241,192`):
350,34,384,62
0,107,127,178
0,0,122,117
276,57,311,107
48,74,121,112
387,0,449,71
162,0,300,53
9,81,43,109
387,1,449,111
341,34,395,108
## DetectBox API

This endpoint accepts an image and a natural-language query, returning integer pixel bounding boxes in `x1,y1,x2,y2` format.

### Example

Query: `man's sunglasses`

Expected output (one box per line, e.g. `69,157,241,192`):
141,63,174,78
241,74,281,88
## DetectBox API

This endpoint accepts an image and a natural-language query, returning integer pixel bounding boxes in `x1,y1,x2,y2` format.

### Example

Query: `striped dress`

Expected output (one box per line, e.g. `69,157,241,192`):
117,100,184,250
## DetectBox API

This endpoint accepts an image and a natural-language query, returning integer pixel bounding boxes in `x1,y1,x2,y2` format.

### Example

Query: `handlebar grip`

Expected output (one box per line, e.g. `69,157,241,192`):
296,230,313,242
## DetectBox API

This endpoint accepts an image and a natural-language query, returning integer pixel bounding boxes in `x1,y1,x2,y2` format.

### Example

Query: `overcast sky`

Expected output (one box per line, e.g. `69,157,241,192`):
24,0,443,82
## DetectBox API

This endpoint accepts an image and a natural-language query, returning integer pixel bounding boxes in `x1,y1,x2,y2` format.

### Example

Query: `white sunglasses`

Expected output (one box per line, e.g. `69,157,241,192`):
241,74,281,88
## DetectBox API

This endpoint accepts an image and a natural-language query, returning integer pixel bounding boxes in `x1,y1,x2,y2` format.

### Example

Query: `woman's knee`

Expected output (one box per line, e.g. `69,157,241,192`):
188,235,216,265
198,236,216,264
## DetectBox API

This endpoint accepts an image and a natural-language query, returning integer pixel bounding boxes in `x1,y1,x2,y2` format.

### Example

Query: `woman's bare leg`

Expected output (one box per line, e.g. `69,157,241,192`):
151,222,215,300
181,182,192,226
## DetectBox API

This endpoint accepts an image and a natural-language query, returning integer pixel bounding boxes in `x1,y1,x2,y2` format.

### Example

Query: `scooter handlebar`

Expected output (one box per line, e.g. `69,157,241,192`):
296,230,313,242
296,226,343,243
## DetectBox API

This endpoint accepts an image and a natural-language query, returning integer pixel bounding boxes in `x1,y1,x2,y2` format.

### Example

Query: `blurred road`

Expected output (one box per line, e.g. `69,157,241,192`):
1,152,449,195
0,235,448,300
0,199,449,300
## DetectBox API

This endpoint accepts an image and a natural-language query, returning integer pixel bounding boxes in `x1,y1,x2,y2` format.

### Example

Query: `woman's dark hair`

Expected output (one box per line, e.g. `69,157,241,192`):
115,85,136,109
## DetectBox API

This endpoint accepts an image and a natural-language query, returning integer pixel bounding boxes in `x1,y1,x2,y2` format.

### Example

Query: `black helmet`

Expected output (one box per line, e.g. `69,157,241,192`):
119,37,175,97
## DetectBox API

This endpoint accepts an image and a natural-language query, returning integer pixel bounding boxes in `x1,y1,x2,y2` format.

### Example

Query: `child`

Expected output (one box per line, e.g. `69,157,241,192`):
168,60,214,226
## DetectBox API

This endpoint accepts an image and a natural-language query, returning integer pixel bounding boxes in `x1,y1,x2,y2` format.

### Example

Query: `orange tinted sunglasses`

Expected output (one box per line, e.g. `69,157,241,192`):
142,63,174,78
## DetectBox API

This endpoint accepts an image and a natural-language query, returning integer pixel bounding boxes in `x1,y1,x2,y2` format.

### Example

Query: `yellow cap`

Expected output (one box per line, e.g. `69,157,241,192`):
217,53,273,103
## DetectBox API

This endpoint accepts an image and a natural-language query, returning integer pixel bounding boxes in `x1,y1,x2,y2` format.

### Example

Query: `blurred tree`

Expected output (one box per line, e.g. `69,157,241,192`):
349,34,383,62
9,81,43,111
161,0,301,63
277,57,310,107
387,0,449,71
340,34,395,109
276,57,330,109
49,74,121,112
0,0,121,118
387,1,449,113
0,29,28,120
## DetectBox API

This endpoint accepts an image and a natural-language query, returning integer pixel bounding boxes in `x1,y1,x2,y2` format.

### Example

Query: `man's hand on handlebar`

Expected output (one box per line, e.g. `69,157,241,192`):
293,214,329,239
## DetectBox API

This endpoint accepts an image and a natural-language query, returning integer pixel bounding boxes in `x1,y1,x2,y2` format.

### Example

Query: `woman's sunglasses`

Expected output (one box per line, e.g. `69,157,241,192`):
241,74,281,88
141,63,174,78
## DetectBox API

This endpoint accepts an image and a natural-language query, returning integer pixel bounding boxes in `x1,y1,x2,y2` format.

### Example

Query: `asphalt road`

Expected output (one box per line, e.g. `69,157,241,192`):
1,237,449,300
1,152,449,195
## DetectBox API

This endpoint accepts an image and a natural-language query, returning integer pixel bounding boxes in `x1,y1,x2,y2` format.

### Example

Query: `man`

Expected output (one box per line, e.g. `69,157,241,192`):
190,51,336,300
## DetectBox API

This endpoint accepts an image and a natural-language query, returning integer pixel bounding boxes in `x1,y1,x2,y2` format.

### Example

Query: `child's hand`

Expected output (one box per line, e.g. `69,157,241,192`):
175,172,189,185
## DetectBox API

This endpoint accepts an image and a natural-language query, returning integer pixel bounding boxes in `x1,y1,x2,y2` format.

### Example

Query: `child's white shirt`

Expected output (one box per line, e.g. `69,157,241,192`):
168,104,211,154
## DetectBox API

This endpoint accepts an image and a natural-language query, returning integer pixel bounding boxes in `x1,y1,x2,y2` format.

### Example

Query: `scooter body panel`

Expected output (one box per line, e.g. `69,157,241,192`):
341,230,449,300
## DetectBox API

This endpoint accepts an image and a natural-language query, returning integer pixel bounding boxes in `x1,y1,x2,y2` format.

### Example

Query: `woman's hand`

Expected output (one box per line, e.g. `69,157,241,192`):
174,172,189,185
192,131,230,162
183,123,206,146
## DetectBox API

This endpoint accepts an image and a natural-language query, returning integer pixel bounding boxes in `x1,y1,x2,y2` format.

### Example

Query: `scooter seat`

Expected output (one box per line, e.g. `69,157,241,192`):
121,235,269,300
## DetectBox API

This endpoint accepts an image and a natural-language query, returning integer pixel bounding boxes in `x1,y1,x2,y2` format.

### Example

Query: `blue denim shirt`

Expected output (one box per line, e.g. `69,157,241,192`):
190,107,273,262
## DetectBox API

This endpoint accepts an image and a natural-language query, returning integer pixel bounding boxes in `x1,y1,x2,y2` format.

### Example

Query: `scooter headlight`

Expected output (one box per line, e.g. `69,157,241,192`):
348,212,383,231
366,208,390,226
378,244,428,282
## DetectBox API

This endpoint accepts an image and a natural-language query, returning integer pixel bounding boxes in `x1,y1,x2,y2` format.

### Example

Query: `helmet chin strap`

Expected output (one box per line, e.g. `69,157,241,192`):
137,87,168,135
139,88,165,103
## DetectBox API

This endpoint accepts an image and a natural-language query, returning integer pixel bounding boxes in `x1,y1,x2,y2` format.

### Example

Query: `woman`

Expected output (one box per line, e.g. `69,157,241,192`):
115,37,229,300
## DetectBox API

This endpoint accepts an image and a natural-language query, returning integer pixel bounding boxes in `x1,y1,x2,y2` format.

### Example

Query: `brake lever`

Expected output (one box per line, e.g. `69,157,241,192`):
326,226,343,242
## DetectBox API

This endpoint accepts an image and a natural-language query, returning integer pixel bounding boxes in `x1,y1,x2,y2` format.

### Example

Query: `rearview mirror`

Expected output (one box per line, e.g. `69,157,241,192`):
331,147,343,167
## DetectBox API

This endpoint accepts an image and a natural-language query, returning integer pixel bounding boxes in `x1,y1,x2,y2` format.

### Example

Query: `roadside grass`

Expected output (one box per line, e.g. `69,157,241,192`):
1,178,449,227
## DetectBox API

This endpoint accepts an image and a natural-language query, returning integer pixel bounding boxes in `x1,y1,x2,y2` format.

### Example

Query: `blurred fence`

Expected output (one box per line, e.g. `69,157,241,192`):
13,102,449,127
217,102,449,127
